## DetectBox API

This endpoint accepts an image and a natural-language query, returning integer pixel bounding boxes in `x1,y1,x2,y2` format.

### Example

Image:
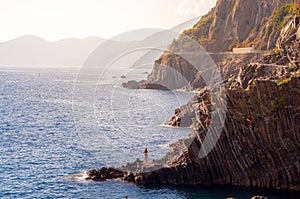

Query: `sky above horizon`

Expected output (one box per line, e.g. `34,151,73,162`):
0,0,217,42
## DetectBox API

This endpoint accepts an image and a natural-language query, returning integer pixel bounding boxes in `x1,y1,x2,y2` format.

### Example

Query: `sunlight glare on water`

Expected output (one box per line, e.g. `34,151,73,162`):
0,67,298,199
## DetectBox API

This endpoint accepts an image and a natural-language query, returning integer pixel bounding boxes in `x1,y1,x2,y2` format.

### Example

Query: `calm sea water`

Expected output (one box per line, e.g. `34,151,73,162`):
0,67,298,199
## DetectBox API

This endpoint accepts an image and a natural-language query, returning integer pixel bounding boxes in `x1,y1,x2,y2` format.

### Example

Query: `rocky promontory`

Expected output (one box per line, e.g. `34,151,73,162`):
150,13,300,189
122,0,297,91
89,0,300,193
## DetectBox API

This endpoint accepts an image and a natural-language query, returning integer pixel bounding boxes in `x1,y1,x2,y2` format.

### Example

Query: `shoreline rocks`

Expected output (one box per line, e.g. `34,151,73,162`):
122,80,140,89
85,167,124,181
88,76,300,192
89,1,300,194
122,79,170,90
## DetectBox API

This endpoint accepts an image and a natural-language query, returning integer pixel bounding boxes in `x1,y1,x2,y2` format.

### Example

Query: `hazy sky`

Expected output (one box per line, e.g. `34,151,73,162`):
0,0,217,42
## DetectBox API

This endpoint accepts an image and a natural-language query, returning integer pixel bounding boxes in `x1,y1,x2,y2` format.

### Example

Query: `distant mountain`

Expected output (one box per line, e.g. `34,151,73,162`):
0,35,105,67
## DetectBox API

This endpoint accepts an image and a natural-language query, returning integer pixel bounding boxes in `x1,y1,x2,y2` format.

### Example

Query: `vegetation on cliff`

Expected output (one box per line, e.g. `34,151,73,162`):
242,2,300,49
161,2,300,190
132,26,300,188
170,0,298,52
95,0,300,192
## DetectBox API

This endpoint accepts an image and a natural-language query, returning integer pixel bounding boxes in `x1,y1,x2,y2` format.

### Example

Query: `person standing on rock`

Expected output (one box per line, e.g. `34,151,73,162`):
205,116,211,129
247,118,253,129
143,148,148,163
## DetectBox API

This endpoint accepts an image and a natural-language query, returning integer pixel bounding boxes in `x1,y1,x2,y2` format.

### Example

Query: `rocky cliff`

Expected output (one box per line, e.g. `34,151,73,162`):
138,0,298,91
178,0,296,52
88,74,300,190
89,0,300,192
137,15,300,190
132,76,300,190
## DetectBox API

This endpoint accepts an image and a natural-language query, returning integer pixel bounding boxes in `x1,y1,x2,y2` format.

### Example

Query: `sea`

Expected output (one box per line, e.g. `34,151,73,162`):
0,66,298,199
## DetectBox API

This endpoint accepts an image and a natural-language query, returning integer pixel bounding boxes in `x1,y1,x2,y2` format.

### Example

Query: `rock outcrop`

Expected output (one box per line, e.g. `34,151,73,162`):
180,0,296,52
131,77,300,190
90,79,300,190
169,89,212,127
90,74,300,190
85,167,124,181
126,15,300,190
90,1,300,193
122,80,140,89
138,0,297,91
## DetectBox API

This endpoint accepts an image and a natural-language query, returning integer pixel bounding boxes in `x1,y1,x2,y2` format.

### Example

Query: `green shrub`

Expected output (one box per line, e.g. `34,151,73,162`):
274,46,280,55
272,4,294,25
263,3,297,42
277,78,291,86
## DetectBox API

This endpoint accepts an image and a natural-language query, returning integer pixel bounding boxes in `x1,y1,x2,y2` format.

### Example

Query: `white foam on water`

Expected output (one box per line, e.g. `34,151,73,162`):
65,171,90,183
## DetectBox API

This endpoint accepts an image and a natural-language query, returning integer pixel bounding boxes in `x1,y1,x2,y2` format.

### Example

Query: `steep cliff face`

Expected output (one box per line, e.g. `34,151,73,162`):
170,15,300,126
134,77,300,191
142,0,297,91
182,0,296,51
237,16,300,90
147,53,199,90
89,1,300,192
88,75,300,191
133,16,300,190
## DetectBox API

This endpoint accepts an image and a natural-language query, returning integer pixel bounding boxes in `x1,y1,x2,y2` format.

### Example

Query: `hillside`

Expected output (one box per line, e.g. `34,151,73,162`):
0,35,105,67
175,0,297,52
137,0,298,91
90,0,300,191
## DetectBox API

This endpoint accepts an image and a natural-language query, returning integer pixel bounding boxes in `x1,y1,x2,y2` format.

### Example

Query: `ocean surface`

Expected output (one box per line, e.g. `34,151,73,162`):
0,67,298,199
